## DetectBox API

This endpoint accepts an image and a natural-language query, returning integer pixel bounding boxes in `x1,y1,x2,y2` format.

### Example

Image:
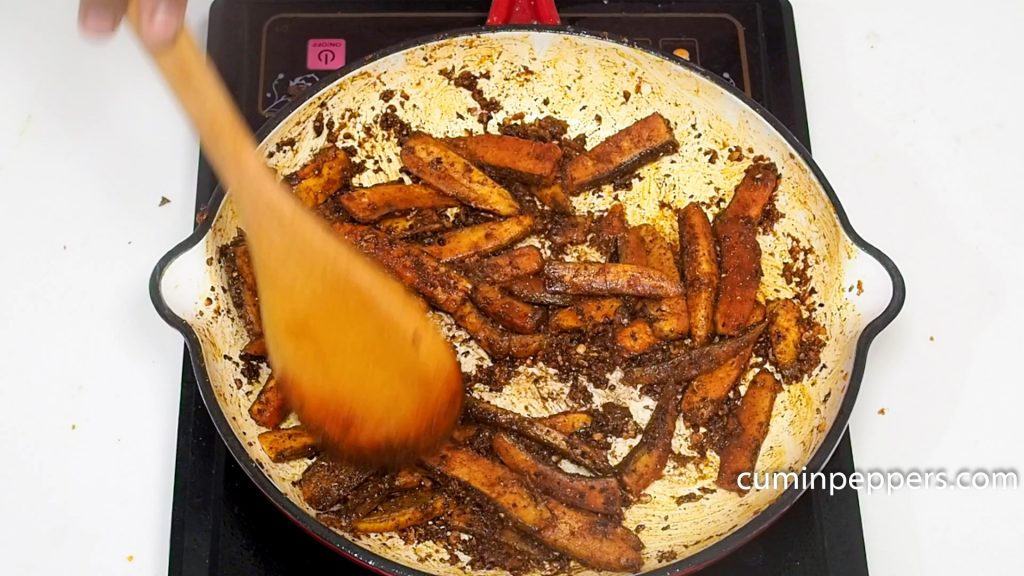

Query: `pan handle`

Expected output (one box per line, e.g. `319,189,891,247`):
487,0,561,26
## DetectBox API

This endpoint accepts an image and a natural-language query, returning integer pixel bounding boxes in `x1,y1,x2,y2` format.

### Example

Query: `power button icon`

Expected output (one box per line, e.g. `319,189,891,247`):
317,49,335,66
307,39,346,71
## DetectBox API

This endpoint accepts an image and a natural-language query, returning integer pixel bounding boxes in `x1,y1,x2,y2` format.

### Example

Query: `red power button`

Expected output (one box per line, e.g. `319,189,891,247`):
307,39,346,71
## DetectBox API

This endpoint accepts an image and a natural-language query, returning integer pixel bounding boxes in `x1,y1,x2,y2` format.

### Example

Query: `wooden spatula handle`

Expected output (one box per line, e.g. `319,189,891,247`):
125,1,270,211
126,1,464,464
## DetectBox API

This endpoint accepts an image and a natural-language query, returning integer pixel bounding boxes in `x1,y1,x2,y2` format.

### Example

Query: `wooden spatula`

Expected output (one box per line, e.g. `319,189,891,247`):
126,3,463,465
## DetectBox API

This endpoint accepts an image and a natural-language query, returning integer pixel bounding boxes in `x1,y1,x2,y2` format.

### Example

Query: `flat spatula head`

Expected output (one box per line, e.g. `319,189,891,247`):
123,0,464,465
245,188,465,466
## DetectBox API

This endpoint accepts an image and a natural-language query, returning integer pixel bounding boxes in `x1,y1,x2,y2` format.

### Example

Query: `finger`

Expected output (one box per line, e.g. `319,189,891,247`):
139,0,188,49
79,0,130,38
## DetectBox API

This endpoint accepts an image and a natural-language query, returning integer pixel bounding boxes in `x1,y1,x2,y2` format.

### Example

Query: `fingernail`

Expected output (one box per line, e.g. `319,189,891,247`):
145,1,183,47
80,6,119,36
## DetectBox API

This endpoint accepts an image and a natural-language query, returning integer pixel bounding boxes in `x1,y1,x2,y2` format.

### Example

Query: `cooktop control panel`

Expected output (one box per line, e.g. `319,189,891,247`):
257,10,761,118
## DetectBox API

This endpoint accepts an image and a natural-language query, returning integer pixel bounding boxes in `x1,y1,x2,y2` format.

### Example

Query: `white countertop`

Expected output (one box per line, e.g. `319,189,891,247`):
1,1,1021,574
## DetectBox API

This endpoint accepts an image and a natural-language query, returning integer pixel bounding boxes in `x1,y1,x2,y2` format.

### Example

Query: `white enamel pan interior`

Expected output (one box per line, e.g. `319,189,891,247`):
151,29,904,576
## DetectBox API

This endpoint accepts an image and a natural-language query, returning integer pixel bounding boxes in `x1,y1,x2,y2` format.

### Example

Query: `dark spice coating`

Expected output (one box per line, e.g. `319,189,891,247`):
218,234,263,339
548,215,592,248
350,491,448,533
448,134,563,184
718,160,780,223
287,146,353,208
464,362,517,394
767,299,802,374
317,472,394,527
462,246,545,285
248,376,288,429
782,237,814,297
623,322,766,386
643,296,690,341
498,180,550,220
537,498,644,572
497,115,584,157
599,203,629,237
636,224,680,283
713,216,763,336
439,68,502,127
378,106,413,144
618,380,684,497
297,456,375,511
548,297,624,333
424,445,642,572
338,183,459,223
567,377,596,408
333,222,471,314
593,203,629,259
537,411,594,436
681,344,755,426
758,196,784,234
716,370,782,493
614,319,660,357
377,210,449,239
565,113,679,193
499,115,568,141
257,427,319,463
452,303,546,359
787,313,826,384
315,192,355,224
217,107,833,573
530,182,573,214
492,433,622,516
422,215,535,262
616,226,648,266
502,276,574,307
678,204,718,345
401,134,520,216
427,205,499,233
465,397,613,476
629,224,690,341
592,403,640,440
313,110,325,137
446,504,567,574
533,329,627,397
421,444,555,530
471,284,546,334
545,261,683,298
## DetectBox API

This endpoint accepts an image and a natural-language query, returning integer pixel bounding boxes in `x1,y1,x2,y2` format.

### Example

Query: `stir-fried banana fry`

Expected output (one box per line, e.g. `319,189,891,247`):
220,108,827,574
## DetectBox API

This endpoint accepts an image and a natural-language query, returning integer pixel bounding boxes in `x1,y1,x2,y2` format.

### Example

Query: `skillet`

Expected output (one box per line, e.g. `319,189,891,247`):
151,1,905,573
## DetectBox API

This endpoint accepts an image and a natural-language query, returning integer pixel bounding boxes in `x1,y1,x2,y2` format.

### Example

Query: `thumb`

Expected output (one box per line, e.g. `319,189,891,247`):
79,0,129,38
137,0,188,49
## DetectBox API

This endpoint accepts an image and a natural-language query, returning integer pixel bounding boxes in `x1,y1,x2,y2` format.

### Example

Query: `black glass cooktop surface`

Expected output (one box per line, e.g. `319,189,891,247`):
169,2,868,574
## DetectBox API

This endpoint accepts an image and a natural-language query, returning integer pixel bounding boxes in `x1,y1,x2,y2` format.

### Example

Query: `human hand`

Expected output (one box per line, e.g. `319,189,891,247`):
78,0,188,48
